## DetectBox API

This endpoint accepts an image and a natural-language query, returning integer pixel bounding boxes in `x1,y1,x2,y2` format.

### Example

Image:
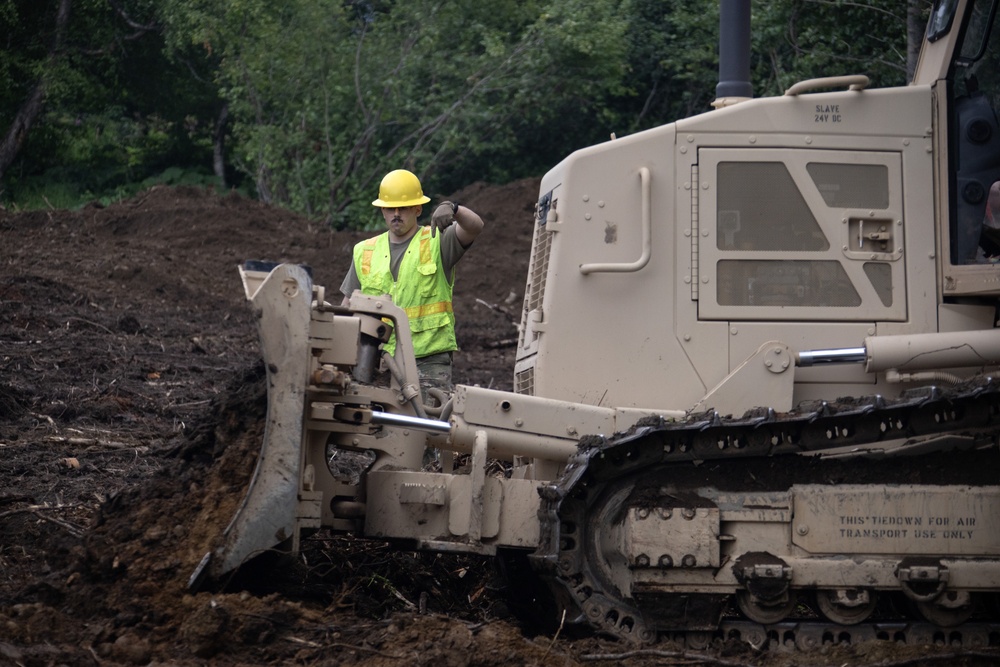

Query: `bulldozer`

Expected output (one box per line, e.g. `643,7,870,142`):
195,0,1000,650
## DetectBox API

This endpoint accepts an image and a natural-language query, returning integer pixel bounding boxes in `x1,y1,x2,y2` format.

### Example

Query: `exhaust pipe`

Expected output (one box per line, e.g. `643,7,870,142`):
714,0,753,108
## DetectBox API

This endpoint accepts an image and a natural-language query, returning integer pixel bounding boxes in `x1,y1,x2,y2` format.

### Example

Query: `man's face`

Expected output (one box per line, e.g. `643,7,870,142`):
381,205,421,241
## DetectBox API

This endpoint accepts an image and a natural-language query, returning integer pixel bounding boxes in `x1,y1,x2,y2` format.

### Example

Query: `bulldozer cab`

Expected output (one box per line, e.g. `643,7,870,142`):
925,0,1000,289
511,0,1000,414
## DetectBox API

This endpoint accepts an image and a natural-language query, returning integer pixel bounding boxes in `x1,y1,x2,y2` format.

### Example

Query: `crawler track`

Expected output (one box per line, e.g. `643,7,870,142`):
531,378,1000,648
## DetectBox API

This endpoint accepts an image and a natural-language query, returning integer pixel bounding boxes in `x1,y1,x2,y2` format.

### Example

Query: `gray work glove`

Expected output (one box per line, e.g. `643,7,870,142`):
431,201,457,238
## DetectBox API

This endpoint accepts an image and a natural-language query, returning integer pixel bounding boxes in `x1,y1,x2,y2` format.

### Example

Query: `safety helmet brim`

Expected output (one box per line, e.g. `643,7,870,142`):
372,195,431,207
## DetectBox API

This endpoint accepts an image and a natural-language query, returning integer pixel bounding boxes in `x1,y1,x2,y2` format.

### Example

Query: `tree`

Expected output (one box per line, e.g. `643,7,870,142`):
908,0,930,81
0,0,72,185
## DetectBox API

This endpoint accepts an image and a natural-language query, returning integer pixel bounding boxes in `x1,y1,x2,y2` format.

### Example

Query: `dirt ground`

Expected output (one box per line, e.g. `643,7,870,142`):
0,182,996,667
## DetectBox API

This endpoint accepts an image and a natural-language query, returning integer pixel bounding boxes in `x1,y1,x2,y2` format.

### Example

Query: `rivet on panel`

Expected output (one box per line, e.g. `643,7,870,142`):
730,327,738,335
687,135,695,143
749,135,757,144
583,195,590,202
585,213,592,220
598,201,605,208
683,334,691,341
680,146,688,154
805,136,813,144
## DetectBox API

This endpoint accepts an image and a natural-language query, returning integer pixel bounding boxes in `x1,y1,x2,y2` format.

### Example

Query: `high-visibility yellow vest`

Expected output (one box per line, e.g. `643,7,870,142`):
353,226,457,357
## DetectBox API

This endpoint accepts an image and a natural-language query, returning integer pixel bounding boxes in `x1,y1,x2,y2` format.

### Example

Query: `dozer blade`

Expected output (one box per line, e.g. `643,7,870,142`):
191,263,313,587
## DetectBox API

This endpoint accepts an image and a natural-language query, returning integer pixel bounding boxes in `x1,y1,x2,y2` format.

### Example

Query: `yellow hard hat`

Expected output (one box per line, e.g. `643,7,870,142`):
372,169,431,207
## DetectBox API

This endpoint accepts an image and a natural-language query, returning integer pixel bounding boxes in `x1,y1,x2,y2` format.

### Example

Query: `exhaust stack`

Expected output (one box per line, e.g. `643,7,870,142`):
713,0,752,108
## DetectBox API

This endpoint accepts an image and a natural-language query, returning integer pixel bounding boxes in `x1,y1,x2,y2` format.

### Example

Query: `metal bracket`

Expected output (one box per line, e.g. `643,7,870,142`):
897,562,950,602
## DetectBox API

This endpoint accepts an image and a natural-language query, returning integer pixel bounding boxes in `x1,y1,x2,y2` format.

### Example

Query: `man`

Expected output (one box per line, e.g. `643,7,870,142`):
340,168,485,396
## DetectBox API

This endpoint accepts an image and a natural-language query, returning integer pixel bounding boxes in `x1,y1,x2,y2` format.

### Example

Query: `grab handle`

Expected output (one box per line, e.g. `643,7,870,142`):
784,75,869,96
580,167,652,275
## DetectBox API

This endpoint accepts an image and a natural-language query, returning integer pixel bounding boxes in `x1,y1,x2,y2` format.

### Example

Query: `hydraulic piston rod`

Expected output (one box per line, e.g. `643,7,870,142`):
371,410,452,434
796,347,867,366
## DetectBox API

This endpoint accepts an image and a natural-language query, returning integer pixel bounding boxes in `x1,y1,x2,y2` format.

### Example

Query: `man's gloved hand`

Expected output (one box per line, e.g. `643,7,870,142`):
431,201,457,238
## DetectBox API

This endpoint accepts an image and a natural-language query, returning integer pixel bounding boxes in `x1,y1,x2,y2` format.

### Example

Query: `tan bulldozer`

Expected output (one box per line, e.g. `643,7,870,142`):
196,0,1000,650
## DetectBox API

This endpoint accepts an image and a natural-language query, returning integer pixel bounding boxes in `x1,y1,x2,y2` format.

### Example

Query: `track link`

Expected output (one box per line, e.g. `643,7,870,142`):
717,620,1000,651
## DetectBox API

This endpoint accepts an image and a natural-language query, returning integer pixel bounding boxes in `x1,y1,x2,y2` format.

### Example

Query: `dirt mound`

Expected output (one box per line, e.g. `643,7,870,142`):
0,181,546,665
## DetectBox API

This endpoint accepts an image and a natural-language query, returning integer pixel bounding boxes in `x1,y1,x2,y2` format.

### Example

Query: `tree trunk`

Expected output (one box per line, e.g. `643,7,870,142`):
906,0,924,83
213,103,229,189
0,83,47,185
0,0,73,186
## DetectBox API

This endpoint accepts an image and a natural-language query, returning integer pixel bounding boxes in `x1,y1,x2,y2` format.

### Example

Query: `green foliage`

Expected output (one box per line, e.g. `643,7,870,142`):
158,0,631,226
160,0,911,227
607,0,721,131
1,0,918,221
749,0,911,97
604,0,912,134
0,0,226,208
6,165,223,212
4,102,222,207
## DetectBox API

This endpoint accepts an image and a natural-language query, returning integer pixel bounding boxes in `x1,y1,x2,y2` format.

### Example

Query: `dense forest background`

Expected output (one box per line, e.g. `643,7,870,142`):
1,0,929,229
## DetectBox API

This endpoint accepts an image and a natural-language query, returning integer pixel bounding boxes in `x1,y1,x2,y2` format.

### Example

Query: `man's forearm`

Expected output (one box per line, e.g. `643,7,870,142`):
452,204,485,246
